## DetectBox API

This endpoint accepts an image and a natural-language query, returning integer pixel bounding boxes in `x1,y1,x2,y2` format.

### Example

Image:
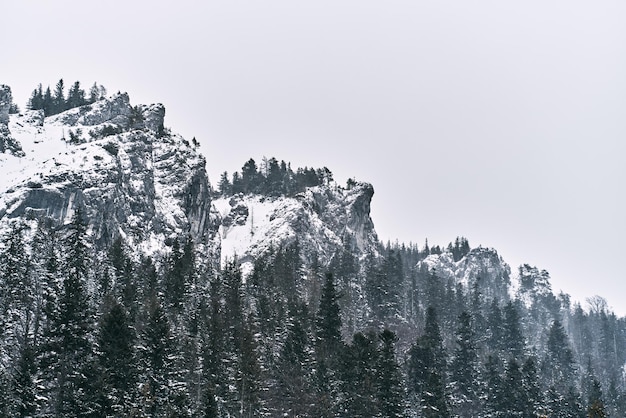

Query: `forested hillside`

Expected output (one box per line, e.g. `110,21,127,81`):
1,82,625,416
0,213,624,416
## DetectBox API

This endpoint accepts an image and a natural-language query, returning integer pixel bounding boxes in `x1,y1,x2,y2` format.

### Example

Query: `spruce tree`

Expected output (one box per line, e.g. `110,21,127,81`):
408,307,449,417
544,319,576,393
53,78,66,114
587,379,606,418
376,329,404,417
343,331,379,416
275,300,314,417
502,301,525,360
314,273,343,416
450,311,481,416
66,81,86,109
139,296,176,416
53,208,94,416
97,300,137,415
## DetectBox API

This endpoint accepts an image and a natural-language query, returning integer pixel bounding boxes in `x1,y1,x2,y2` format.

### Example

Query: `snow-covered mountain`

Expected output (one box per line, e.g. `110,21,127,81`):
212,181,378,274
2,84,625,416
0,86,212,254
0,85,378,275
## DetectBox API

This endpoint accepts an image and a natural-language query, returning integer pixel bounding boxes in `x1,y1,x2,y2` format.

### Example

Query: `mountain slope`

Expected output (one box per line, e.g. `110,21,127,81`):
0,89,212,254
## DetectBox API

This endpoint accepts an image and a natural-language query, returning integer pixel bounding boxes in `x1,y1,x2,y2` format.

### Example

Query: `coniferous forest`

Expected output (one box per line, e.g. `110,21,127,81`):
1,84,625,415
1,208,625,417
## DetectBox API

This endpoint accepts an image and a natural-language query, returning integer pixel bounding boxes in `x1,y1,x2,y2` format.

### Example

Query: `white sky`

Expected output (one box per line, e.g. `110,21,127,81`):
3,1,626,314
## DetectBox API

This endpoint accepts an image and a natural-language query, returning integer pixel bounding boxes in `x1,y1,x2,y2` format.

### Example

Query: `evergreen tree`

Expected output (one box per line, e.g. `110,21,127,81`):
66,81,86,109
221,261,261,416
486,298,505,353
484,355,506,416
502,358,525,415
314,273,343,416
544,319,576,392
275,301,314,416
97,300,137,415
587,379,606,418
408,307,449,417
53,78,66,114
27,84,44,111
42,86,53,116
12,335,37,417
51,208,94,416
201,273,225,415
218,171,231,196
376,329,405,417
521,356,543,417
138,296,187,416
343,331,379,416
502,301,525,360
450,311,481,416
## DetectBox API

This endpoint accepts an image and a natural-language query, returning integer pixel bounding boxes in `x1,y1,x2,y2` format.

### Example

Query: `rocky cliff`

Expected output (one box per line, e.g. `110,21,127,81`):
211,181,378,273
0,87,380,272
0,91,211,253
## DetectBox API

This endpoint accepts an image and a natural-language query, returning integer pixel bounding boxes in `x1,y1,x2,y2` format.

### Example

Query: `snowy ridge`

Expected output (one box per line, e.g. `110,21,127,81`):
212,181,379,275
417,246,512,301
0,93,211,254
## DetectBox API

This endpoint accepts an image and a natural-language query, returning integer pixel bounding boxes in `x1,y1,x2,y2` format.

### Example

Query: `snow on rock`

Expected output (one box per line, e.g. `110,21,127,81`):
515,264,554,306
0,91,212,256
417,246,512,301
0,84,377,272
212,181,379,274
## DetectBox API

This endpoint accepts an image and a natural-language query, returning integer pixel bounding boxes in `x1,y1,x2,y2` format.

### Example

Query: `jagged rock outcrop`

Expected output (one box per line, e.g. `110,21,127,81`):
417,246,512,302
0,91,211,254
0,85,24,156
211,181,379,272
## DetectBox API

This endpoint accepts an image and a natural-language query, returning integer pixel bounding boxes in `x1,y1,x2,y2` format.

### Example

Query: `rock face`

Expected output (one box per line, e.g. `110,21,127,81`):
211,181,379,272
0,92,211,253
0,85,24,157
0,85,380,271
417,246,512,302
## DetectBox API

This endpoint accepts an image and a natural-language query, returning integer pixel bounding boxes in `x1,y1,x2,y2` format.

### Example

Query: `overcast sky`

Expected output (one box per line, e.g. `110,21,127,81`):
3,1,626,314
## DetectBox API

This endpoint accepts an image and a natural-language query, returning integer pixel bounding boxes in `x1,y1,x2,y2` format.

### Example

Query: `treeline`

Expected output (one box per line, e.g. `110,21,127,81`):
1,216,625,416
216,157,335,198
27,79,107,117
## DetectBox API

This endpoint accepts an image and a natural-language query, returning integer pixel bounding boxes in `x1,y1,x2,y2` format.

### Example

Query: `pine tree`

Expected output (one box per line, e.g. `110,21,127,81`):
587,379,606,418
52,208,95,416
502,301,525,360
201,273,225,415
314,273,344,416
450,311,481,416
12,335,37,417
275,301,314,416
42,86,53,116
544,319,576,392
343,331,379,416
66,81,86,109
97,300,137,415
221,261,261,416
376,329,404,417
502,358,525,415
408,307,449,417
27,84,44,111
218,171,232,196
53,78,66,114
521,356,543,416
139,296,178,416
484,355,506,416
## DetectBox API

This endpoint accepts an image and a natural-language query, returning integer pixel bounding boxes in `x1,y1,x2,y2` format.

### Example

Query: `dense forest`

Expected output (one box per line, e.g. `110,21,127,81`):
0,209,624,417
